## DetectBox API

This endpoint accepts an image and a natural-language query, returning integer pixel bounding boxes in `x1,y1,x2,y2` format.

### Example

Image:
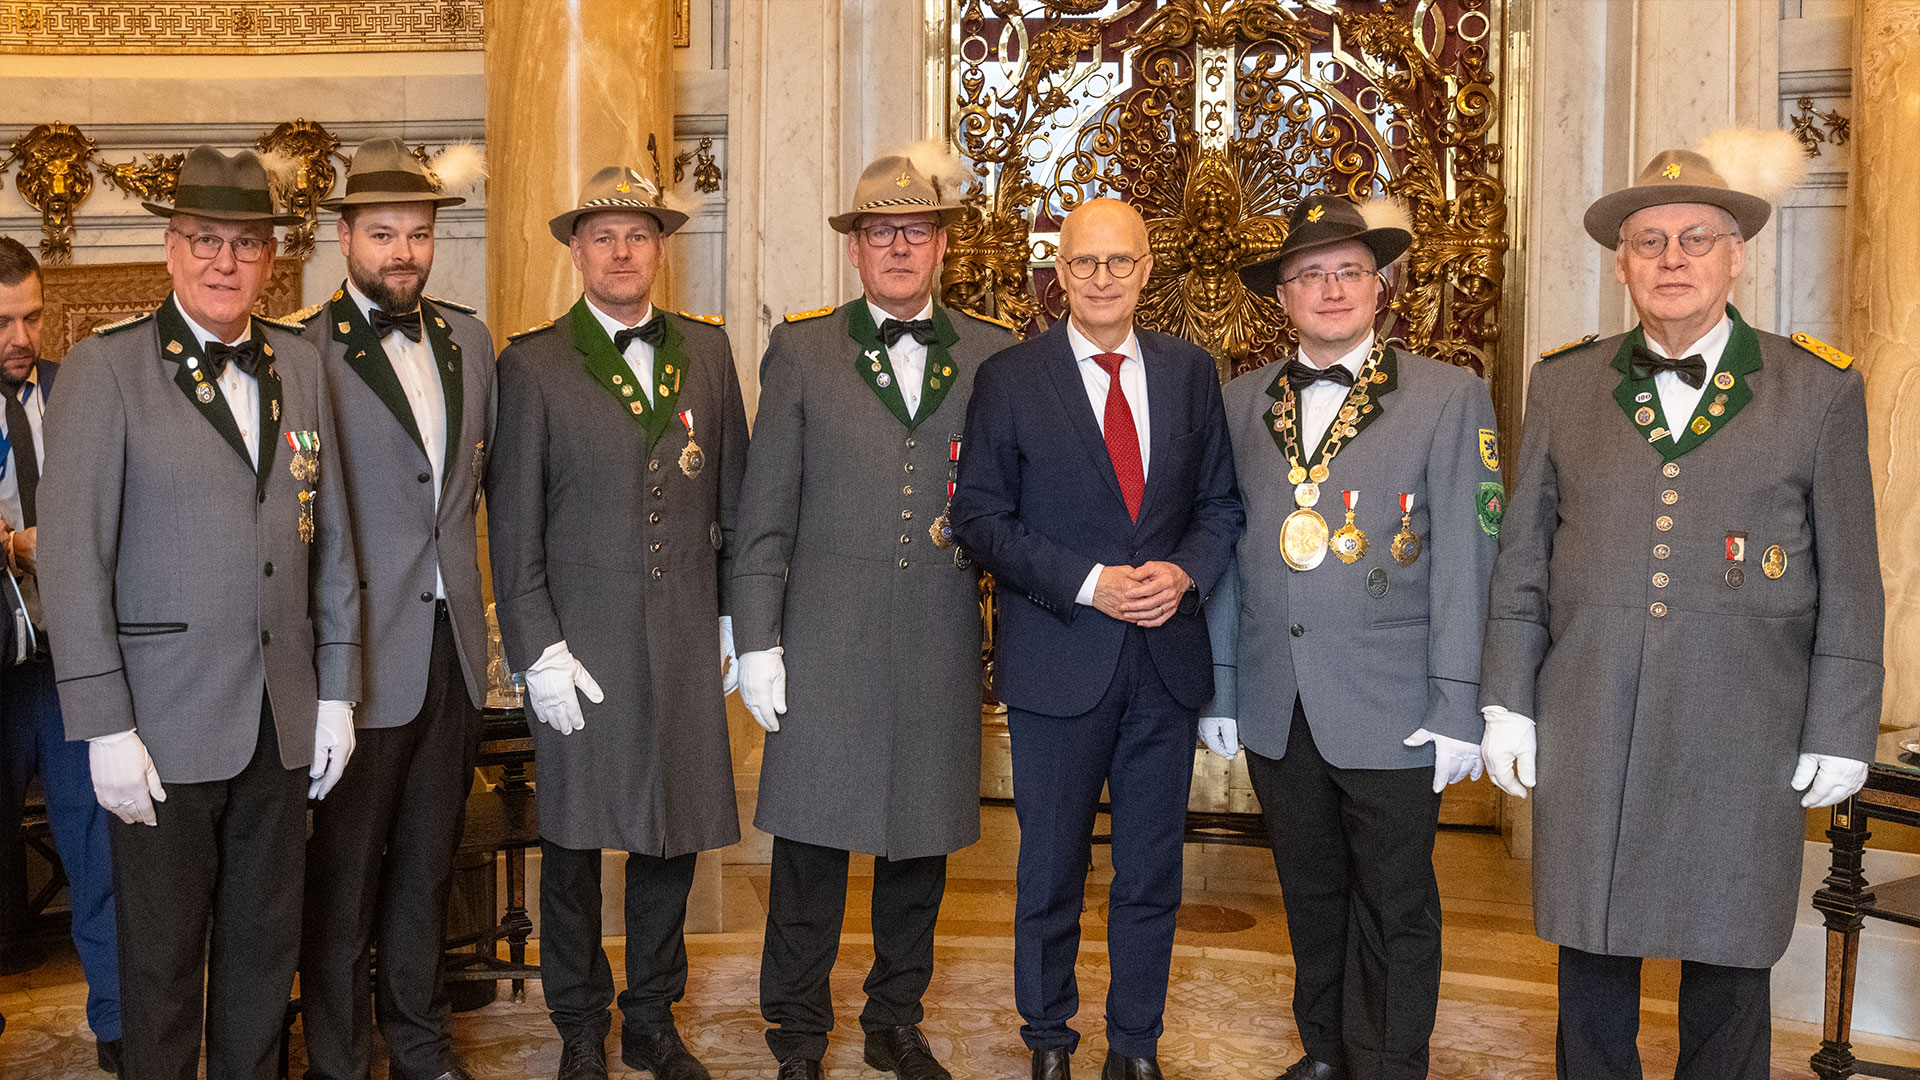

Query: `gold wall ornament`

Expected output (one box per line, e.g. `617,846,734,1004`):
1,123,100,265
1791,96,1851,158
944,0,1511,381
97,151,186,205
672,136,725,194
257,119,346,260
0,2,483,54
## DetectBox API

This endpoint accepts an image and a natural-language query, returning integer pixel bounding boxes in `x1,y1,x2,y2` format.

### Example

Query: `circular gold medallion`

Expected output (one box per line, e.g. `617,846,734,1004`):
1293,482,1320,509
1309,463,1330,484
1287,466,1308,485
1280,509,1330,571
1391,527,1421,567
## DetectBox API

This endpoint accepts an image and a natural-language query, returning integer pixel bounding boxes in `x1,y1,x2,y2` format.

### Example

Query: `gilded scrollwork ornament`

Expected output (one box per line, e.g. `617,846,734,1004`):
2,122,100,265
256,119,346,259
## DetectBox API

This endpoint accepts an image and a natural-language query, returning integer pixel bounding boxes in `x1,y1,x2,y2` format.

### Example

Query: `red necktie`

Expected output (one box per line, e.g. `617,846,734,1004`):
1094,352,1145,520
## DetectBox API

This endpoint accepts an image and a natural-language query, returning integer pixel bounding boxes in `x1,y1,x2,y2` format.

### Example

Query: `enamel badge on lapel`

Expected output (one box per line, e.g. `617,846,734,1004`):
677,409,705,478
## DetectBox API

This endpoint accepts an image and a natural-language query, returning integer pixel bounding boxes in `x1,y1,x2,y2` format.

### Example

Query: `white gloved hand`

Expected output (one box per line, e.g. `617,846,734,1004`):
1791,752,1870,809
525,640,604,735
1198,716,1240,759
87,729,166,826
1404,728,1484,794
1479,706,1537,798
738,647,787,732
309,700,356,800
720,616,739,696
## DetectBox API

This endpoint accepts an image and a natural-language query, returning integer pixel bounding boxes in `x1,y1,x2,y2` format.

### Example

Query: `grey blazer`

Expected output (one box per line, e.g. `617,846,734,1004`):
302,287,496,728
40,298,361,783
1206,346,1498,768
1479,312,1884,967
732,300,1016,859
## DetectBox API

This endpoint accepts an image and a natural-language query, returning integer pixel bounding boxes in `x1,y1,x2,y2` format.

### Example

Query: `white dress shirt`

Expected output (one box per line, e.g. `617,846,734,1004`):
1643,315,1731,442
1065,317,1150,607
586,298,656,406
175,298,261,467
1297,334,1373,451
348,280,450,597
868,298,934,419
0,366,46,530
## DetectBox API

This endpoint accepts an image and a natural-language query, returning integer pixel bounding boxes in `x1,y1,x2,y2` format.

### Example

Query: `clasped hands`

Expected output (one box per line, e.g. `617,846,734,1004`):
1091,562,1191,628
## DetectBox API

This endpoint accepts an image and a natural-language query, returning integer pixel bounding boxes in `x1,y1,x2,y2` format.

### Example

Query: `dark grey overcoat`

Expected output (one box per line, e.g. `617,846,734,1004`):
1480,310,1885,967
732,300,1016,858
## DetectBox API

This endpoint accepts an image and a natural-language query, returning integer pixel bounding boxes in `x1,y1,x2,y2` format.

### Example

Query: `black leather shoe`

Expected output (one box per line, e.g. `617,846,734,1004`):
1275,1056,1344,1080
97,1038,123,1076
1032,1047,1071,1080
557,1036,609,1080
863,1025,952,1080
1100,1051,1163,1080
622,1024,712,1080
776,1056,824,1080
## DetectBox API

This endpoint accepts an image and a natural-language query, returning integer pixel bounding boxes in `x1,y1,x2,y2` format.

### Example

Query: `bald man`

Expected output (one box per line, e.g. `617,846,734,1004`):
951,199,1243,1080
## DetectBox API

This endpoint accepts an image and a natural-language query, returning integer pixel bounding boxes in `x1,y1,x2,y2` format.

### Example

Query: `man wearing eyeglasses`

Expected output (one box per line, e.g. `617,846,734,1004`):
951,198,1242,1080
1195,196,1498,1080
733,146,1016,1080
1480,142,1882,1078
38,145,362,1079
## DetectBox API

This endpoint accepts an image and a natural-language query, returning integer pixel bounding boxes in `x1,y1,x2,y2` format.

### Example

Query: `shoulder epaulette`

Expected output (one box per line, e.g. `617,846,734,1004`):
675,309,723,326
507,319,556,342
956,307,1017,331
1539,334,1598,360
285,302,326,324
425,294,477,315
784,306,836,323
1791,332,1852,370
91,311,153,337
256,312,306,332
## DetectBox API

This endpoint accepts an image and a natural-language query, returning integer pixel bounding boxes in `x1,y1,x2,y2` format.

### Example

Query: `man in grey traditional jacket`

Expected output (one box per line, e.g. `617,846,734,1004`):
733,146,1016,1080
489,167,748,1080
1479,136,1884,1079
1201,195,1499,1080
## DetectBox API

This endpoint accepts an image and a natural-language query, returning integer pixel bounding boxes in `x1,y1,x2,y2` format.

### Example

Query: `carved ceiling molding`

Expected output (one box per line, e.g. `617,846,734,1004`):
0,1,483,54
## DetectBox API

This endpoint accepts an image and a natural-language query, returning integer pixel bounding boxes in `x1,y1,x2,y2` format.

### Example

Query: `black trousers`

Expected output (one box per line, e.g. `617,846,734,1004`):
1246,702,1443,1080
114,700,307,1080
537,839,697,1044
301,607,481,1080
760,835,949,1062
1555,946,1772,1080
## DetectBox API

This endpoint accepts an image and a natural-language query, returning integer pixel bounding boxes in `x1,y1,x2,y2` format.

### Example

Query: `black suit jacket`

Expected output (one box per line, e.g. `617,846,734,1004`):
951,320,1242,717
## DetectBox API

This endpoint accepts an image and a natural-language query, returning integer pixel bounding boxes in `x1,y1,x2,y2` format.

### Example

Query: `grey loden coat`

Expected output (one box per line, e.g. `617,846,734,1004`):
301,286,497,728
1207,346,1500,768
732,300,1017,859
488,300,748,856
1479,309,1885,968
40,299,362,782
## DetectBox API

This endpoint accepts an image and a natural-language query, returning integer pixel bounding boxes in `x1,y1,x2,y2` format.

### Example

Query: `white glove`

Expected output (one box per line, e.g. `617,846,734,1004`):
309,700,356,800
87,729,165,826
525,640,604,735
1479,706,1537,798
1404,728,1483,794
738,647,787,732
1198,716,1240,759
1791,752,1870,809
720,616,739,696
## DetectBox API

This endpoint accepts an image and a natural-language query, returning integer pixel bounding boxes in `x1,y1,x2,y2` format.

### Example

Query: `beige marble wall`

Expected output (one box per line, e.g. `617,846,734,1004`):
1850,0,1920,729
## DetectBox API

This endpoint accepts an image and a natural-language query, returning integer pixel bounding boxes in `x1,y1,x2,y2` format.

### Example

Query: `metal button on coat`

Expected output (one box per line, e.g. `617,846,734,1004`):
1290,624,1304,637
263,562,274,576
648,460,660,472
1654,544,1671,559
649,542,661,553
1661,490,1678,505
1649,602,1668,617
261,631,272,645
417,471,431,483
651,487,663,499
651,568,664,579
648,511,661,525
1651,573,1669,588
1656,516,1673,531
898,558,909,568
905,463,915,472
900,534,911,544
901,510,913,520
1663,462,1681,478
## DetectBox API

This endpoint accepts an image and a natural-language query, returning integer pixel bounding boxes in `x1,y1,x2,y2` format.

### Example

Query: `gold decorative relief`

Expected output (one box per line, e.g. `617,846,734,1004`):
673,136,724,194
0,2,483,54
672,0,692,47
257,119,346,260
98,151,186,205
1792,96,1851,158
1,123,99,265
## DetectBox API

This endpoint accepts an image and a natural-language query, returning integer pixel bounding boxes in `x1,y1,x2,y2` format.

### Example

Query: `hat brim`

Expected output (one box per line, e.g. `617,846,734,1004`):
1582,185,1772,248
1237,227,1411,297
144,202,303,227
828,202,967,235
319,191,465,211
549,203,689,244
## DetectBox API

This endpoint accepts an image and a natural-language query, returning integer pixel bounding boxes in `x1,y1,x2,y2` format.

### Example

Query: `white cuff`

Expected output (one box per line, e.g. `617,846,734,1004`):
1076,564,1103,607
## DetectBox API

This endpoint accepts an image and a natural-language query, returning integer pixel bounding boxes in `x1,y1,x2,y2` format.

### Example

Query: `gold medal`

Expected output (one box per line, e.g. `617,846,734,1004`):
1390,493,1421,566
1281,508,1330,571
930,512,955,548
1309,462,1330,484
1762,544,1787,579
676,409,705,478
1293,482,1320,509
1287,465,1307,485
1330,489,1368,563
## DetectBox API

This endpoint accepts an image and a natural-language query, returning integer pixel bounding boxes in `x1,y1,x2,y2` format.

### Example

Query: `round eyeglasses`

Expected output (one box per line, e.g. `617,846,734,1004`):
1622,226,1737,260
1062,254,1145,280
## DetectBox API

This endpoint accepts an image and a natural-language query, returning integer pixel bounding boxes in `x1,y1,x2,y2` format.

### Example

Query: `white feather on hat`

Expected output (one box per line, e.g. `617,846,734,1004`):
1695,127,1809,203
903,139,972,205
1357,197,1414,263
427,142,488,195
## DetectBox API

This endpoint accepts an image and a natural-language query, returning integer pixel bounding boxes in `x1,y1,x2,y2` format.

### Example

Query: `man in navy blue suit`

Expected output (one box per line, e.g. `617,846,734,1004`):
951,198,1242,1080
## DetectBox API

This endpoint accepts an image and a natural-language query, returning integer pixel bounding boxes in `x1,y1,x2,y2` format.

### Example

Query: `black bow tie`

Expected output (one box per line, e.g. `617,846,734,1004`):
1630,345,1707,388
613,318,668,354
879,317,937,348
1283,358,1356,393
370,306,423,343
202,340,265,380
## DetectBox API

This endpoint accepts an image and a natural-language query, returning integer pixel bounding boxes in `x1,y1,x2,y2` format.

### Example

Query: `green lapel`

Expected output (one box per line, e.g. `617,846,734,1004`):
1610,305,1761,462
568,299,682,451
157,297,251,469
330,289,426,455
252,324,282,499
847,301,914,428
420,296,464,483
1261,343,1398,465
917,307,960,429
649,314,689,447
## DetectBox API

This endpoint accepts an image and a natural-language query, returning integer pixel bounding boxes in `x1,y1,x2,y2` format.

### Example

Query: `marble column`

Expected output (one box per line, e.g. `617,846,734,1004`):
1849,0,1920,725
485,0,675,339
